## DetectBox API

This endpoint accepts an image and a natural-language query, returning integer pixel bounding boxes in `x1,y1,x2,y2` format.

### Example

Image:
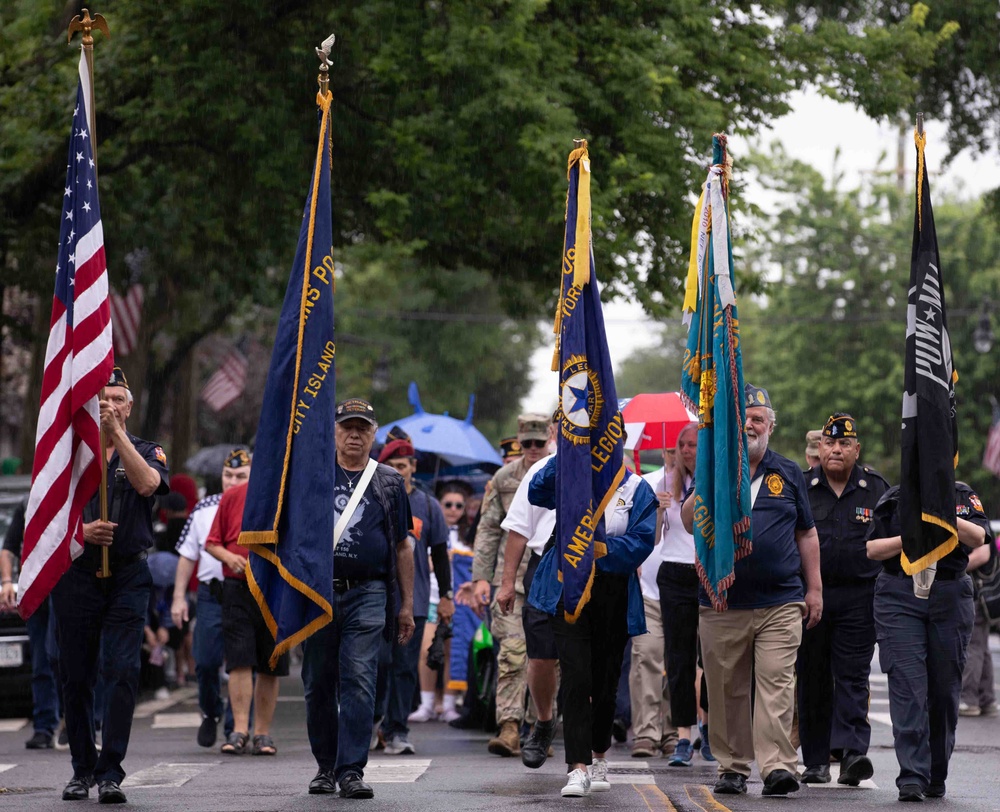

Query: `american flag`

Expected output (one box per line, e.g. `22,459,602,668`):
984,402,1000,478
201,348,248,412
17,53,114,620
110,284,143,356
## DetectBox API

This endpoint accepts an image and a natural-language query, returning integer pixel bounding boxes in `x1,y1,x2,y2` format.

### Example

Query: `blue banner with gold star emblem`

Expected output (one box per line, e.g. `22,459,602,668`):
238,91,337,665
551,142,625,623
680,135,752,611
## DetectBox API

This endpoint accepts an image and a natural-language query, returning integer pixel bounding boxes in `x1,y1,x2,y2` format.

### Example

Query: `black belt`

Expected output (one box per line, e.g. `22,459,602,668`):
332,578,377,594
78,549,147,569
884,568,961,581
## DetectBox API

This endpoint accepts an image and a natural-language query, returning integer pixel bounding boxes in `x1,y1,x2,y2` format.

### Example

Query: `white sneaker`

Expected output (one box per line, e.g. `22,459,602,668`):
561,769,591,797
154,687,170,701
441,708,462,723
408,706,438,723
384,734,416,755
589,758,611,792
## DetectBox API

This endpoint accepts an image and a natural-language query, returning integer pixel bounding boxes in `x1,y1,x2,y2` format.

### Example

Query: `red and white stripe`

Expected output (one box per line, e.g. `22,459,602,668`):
984,419,1000,478
201,349,248,412
18,54,114,620
110,285,143,356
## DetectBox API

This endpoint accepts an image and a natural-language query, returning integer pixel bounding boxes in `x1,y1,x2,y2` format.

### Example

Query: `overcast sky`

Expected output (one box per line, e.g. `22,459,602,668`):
520,91,1000,415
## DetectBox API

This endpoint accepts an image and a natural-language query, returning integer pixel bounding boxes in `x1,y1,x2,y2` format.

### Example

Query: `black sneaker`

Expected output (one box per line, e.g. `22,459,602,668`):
97,780,127,804
612,717,628,743
714,772,748,794
339,772,374,799
925,783,945,798
197,715,218,748
521,719,556,769
62,775,94,801
26,731,54,749
801,764,831,783
56,723,69,750
762,768,800,796
898,783,924,802
838,752,874,786
308,769,337,794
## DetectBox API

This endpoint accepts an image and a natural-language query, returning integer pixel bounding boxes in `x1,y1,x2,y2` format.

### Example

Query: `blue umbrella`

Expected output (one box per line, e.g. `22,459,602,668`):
376,383,502,468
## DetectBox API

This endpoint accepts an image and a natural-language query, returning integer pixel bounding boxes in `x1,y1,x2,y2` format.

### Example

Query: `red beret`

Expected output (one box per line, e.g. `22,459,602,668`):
378,439,415,463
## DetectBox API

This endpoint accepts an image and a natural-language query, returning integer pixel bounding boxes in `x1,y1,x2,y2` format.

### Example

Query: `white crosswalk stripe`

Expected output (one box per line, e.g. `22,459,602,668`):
122,761,221,789
605,759,655,785
363,757,432,783
0,764,16,774
152,712,203,729
0,719,29,733
802,763,878,790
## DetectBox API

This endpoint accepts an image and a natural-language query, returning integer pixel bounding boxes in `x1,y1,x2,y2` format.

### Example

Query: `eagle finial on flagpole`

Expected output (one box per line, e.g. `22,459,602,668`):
316,33,336,97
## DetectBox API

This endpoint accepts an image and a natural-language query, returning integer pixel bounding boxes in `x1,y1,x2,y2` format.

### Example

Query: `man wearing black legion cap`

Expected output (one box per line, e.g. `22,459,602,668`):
52,368,170,803
797,413,888,786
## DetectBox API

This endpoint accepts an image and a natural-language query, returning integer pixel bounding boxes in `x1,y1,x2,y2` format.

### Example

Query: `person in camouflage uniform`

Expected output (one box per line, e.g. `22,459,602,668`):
471,413,551,756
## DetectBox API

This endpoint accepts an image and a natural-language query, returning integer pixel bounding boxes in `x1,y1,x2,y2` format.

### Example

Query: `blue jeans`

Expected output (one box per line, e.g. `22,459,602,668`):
302,581,386,781
52,557,151,784
381,616,427,739
27,596,60,736
192,582,240,735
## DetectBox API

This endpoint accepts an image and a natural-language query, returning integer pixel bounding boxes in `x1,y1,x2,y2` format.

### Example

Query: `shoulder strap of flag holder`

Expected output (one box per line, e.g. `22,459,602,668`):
334,458,379,549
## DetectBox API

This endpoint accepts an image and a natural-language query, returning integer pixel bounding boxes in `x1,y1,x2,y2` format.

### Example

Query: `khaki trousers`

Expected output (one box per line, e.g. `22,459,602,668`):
699,602,803,779
629,595,677,746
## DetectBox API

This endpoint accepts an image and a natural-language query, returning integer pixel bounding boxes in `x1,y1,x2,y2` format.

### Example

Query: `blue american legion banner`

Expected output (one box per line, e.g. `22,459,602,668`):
553,142,626,622
680,134,752,611
239,91,337,664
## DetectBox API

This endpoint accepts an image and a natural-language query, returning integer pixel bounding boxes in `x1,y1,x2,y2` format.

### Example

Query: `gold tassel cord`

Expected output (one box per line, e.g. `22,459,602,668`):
915,130,927,232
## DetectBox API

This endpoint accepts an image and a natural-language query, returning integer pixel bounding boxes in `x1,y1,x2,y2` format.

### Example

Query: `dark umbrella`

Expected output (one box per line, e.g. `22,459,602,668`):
183,444,249,476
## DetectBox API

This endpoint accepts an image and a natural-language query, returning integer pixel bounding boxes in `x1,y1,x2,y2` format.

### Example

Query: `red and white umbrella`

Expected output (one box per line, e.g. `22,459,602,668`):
619,392,697,452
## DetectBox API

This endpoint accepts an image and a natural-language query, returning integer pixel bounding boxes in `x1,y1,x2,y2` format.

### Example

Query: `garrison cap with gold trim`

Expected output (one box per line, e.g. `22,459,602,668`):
386,425,411,443
822,413,858,439
106,367,129,389
517,412,549,442
744,383,771,410
225,448,251,469
499,436,522,461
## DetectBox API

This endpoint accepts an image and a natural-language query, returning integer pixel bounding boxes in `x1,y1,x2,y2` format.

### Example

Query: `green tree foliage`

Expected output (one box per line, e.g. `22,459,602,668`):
738,143,1000,512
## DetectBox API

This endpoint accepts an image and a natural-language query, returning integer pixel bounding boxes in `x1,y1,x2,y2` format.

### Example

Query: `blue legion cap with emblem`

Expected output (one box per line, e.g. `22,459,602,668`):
335,398,377,426
744,383,771,410
225,448,251,469
499,436,523,461
106,366,129,389
386,425,411,443
822,413,858,439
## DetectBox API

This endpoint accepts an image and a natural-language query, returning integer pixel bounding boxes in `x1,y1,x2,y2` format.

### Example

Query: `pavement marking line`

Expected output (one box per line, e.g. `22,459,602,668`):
363,758,432,783
607,759,655,785
685,783,734,812
0,719,29,733
152,712,203,729
0,764,16,774
122,761,220,789
869,711,893,727
800,764,878,790
634,783,678,811
276,696,305,702
134,687,198,719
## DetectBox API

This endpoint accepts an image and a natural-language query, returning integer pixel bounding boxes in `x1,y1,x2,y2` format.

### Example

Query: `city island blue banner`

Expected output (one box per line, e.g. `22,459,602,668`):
239,90,336,665
552,141,626,623
680,134,752,611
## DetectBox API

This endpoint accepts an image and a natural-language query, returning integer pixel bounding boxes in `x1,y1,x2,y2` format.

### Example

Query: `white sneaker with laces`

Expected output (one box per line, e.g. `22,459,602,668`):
408,705,438,723
561,769,591,797
589,758,611,791
384,734,416,755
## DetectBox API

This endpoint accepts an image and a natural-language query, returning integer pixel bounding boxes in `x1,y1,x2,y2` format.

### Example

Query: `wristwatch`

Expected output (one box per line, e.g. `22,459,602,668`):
443,590,454,600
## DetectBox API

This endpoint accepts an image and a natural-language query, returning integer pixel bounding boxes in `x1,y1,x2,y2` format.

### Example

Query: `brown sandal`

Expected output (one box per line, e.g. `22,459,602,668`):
252,734,276,756
221,731,249,755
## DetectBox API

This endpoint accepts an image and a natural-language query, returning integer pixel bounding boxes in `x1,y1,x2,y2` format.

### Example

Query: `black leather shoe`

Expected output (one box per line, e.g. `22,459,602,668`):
521,719,556,769
308,770,338,794
925,783,945,798
26,731,54,749
801,764,831,783
714,772,748,794
838,752,874,786
899,783,924,802
97,781,127,804
339,773,374,799
762,769,800,796
197,715,218,748
62,776,93,801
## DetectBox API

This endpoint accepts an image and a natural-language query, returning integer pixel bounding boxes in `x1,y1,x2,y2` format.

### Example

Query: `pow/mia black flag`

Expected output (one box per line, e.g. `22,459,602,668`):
899,130,958,574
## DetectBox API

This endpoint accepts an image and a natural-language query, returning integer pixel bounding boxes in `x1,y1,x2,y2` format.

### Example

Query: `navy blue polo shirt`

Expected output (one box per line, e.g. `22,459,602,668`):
870,482,992,578
408,487,449,618
81,434,170,562
699,448,815,610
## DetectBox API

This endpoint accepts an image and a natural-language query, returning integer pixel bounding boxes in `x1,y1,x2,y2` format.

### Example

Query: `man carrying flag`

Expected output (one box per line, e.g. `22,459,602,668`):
866,128,991,803
525,141,656,798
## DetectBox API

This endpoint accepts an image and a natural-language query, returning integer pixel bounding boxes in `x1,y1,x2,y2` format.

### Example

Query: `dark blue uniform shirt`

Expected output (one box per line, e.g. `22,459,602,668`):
869,482,992,578
699,448,815,610
806,463,889,585
80,434,169,564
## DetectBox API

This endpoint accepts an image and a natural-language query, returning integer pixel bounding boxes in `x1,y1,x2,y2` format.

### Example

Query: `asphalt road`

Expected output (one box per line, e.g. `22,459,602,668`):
2,642,999,811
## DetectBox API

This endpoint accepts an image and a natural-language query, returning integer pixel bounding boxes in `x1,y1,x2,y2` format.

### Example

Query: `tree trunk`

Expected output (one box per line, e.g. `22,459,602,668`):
171,349,194,470
18,295,48,472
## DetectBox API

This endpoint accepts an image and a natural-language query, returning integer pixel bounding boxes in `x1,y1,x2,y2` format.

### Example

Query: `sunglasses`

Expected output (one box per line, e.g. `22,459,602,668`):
520,439,547,449
442,501,465,510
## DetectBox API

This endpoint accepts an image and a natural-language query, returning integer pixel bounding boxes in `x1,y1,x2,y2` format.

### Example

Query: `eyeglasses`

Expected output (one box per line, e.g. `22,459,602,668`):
442,501,465,510
520,439,546,449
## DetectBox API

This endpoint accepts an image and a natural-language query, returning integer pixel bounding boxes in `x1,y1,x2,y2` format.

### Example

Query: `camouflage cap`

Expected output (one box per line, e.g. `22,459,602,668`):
517,413,549,442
